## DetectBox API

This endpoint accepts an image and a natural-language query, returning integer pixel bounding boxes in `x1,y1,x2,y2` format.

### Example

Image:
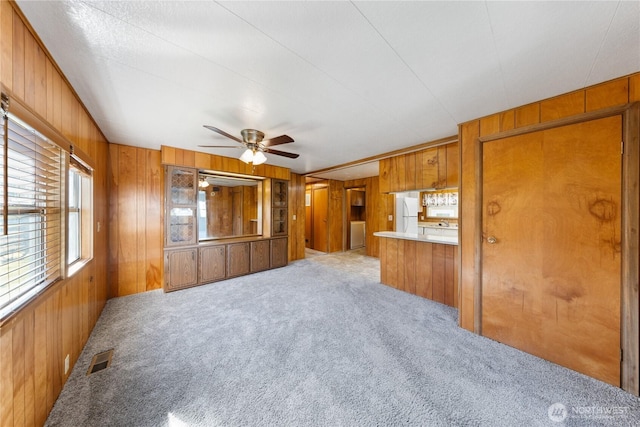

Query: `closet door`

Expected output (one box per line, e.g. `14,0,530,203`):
482,115,622,386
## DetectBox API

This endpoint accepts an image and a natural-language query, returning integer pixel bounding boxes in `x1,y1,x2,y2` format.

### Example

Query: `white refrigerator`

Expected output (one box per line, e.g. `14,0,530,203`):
396,197,418,234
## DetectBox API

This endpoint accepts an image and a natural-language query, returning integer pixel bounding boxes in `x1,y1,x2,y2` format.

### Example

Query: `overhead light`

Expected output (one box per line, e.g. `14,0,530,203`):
252,150,267,165
239,148,267,166
199,178,209,188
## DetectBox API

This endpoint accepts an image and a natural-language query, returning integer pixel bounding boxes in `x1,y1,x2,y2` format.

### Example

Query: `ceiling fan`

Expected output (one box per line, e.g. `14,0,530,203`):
199,126,299,165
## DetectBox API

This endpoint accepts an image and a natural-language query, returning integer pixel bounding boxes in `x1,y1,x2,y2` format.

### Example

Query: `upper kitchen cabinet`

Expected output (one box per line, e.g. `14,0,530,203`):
445,142,459,188
380,141,459,193
379,156,406,193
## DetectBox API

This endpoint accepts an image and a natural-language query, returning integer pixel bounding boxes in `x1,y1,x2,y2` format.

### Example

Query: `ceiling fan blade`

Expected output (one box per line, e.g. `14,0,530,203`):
262,134,294,147
203,125,243,143
264,147,299,159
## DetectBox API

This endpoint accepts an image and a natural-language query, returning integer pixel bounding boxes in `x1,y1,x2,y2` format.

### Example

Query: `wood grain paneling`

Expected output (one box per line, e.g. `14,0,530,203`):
480,114,500,137
514,103,540,128
0,4,110,426
379,238,458,308
586,77,629,112
328,179,344,253
631,74,640,102
459,120,480,332
288,173,305,261
540,91,585,122
108,144,164,297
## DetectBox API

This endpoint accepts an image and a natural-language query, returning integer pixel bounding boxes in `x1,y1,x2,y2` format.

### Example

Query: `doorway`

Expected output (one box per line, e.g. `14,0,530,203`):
308,185,328,252
346,187,366,250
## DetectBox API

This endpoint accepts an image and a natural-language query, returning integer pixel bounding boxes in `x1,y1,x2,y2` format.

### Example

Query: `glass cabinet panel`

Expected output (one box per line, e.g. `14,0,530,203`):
165,166,197,246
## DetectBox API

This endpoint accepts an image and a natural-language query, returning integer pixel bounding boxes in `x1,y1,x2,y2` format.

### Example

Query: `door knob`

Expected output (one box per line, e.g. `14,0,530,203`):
487,236,497,244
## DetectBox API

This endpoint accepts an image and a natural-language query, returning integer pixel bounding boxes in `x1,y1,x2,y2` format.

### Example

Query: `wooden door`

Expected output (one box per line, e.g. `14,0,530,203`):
312,187,328,252
482,116,622,386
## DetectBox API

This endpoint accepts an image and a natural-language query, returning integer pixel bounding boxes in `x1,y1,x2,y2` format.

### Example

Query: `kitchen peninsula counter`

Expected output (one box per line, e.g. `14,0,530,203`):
376,232,458,308
373,231,458,245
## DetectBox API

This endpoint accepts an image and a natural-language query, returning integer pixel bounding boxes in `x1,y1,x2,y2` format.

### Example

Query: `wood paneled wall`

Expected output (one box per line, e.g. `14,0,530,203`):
459,72,640,333
0,2,110,425
328,179,344,253
288,173,305,261
344,176,395,258
108,144,163,297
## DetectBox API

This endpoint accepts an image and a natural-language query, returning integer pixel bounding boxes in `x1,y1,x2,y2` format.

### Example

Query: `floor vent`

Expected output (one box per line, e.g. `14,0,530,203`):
86,349,113,376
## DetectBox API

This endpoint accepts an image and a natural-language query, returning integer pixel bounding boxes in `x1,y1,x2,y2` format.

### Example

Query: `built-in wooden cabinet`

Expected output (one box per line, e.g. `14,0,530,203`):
164,236,288,291
380,142,459,193
163,168,290,291
165,166,198,246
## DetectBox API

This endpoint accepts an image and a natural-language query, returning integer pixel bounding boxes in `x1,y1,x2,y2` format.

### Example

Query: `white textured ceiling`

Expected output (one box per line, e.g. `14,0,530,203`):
16,1,640,178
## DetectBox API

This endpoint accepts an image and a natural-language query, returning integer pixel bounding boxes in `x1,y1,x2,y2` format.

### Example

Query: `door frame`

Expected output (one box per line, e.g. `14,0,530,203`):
470,102,640,394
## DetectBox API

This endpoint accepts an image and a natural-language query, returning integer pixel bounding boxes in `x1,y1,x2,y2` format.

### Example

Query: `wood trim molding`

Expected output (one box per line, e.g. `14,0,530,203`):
478,104,633,143
621,102,640,395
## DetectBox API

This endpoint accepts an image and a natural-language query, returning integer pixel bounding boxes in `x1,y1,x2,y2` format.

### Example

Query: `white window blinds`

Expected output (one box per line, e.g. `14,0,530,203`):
0,111,63,314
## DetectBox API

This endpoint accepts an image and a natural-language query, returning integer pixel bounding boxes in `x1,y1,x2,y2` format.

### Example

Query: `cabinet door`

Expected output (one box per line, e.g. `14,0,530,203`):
271,179,288,236
165,248,198,291
270,237,288,268
227,242,250,277
379,156,406,193
272,208,288,236
165,166,198,246
418,148,439,189
251,240,271,272
199,245,226,283
272,179,288,207
445,142,459,188
404,153,417,190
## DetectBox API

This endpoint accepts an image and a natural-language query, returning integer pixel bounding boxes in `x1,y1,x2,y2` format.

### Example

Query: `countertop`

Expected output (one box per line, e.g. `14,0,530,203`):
373,231,458,246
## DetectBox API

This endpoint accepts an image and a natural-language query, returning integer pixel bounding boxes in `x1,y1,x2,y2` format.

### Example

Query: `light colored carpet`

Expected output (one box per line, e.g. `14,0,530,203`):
45,251,640,426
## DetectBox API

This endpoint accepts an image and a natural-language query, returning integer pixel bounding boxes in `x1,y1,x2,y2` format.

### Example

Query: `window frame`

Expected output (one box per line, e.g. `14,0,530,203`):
0,89,95,322
67,155,93,277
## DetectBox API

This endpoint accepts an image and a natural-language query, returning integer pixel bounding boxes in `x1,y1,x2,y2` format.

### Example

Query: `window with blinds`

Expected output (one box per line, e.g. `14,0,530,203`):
0,112,63,316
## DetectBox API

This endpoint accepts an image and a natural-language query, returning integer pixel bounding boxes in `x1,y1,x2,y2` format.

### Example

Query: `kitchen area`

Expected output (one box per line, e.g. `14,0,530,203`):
374,141,459,308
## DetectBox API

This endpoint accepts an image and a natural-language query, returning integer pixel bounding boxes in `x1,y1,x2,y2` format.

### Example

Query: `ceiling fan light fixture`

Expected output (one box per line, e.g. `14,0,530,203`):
253,150,267,165
239,148,267,165
239,148,254,164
